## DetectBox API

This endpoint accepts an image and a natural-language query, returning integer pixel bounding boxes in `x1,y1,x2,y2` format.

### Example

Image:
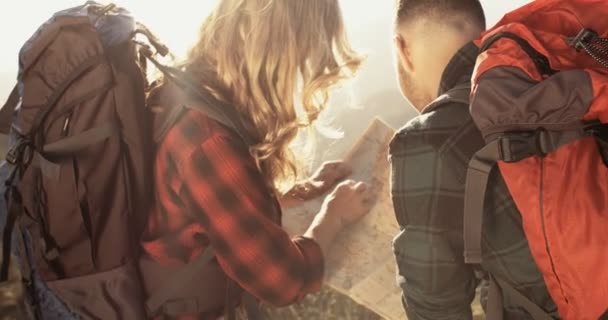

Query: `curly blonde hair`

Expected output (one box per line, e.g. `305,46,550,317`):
165,0,362,189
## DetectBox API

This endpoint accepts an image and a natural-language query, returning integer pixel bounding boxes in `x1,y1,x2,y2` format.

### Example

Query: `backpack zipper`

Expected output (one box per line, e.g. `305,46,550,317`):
539,158,568,304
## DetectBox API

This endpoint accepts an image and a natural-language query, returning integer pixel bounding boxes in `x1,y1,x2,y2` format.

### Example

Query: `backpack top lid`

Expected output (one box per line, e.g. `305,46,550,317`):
470,0,608,141
0,2,137,135
19,1,136,78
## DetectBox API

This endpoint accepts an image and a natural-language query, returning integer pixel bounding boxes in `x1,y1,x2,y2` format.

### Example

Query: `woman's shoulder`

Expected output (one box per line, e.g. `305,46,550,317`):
163,109,242,153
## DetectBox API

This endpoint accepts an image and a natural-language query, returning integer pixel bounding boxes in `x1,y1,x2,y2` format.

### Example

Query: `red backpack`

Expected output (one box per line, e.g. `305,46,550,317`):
464,1,608,319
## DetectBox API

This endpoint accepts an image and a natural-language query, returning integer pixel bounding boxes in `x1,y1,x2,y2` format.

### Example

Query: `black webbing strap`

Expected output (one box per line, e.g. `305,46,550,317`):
486,275,554,320
42,120,118,157
0,84,19,135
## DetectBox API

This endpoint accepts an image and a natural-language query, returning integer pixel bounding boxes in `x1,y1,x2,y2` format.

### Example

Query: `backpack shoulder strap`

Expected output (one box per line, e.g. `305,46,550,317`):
0,84,20,135
153,103,186,144
146,55,253,147
487,275,555,320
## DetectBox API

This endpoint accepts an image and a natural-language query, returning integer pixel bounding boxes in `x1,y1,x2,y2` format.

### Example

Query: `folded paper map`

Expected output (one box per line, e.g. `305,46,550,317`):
283,118,406,320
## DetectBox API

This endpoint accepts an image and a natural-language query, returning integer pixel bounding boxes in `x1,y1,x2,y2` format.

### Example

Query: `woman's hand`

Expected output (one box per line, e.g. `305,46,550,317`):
304,180,377,254
280,161,352,208
320,180,376,228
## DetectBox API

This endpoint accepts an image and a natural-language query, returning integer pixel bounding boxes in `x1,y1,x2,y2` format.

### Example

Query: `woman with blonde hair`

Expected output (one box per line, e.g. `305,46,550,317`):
139,0,374,318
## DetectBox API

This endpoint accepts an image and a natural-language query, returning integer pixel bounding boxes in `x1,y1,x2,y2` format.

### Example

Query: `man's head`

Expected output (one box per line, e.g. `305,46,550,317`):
393,0,486,111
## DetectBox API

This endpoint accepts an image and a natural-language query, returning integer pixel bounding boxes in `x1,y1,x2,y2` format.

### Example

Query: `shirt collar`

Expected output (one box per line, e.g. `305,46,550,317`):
438,41,478,96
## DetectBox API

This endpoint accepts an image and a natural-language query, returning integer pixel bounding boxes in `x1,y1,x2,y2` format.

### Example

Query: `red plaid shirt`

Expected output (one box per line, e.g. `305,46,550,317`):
141,110,324,316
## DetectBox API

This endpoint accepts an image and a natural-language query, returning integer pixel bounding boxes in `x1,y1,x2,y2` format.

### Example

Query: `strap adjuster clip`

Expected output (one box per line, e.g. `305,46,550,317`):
6,141,33,166
498,129,549,163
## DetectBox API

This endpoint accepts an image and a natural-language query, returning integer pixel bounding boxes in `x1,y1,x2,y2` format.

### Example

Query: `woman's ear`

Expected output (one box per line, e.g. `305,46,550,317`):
394,34,414,74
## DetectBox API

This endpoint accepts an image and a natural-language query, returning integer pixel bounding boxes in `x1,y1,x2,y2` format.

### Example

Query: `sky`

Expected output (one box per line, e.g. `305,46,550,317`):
0,0,530,105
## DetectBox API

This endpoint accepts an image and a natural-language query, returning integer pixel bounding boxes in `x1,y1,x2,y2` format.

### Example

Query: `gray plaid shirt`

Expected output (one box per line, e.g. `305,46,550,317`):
389,42,559,320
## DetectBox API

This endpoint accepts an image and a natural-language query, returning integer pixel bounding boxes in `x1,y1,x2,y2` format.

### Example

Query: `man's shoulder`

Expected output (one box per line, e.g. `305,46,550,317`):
390,100,478,155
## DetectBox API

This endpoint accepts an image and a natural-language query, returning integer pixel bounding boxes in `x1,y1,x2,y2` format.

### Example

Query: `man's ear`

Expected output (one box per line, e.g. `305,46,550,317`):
394,34,414,73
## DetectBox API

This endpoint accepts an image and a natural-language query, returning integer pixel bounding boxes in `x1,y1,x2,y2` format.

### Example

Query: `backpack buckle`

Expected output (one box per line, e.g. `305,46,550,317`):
39,238,60,262
6,142,32,166
6,145,19,165
498,129,549,163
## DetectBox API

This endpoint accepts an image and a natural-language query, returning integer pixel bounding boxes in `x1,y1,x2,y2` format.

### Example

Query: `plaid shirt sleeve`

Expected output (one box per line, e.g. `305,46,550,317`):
389,109,480,320
146,111,324,307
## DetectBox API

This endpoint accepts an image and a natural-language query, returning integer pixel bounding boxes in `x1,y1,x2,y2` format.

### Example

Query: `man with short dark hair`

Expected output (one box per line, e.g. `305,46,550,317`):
388,1,559,319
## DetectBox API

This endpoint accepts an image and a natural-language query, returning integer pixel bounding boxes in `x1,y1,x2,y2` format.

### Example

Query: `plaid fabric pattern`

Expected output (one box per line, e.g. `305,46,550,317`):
141,110,324,315
389,42,559,320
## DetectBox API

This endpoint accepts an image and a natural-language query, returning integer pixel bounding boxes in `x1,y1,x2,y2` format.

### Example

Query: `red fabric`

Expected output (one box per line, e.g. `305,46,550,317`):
141,110,324,318
472,1,608,319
